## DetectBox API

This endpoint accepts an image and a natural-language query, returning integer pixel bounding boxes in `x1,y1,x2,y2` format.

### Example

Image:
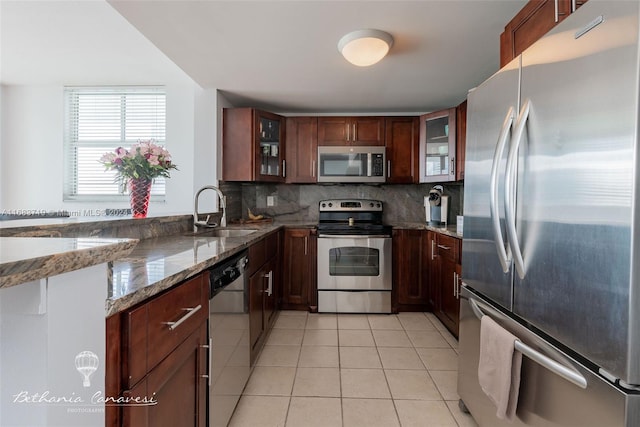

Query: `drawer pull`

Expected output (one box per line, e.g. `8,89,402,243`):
437,244,451,251
163,304,202,331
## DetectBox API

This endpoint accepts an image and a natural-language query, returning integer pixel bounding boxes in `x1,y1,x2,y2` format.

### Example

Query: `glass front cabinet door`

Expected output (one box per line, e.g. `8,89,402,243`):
419,108,456,183
256,111,285,181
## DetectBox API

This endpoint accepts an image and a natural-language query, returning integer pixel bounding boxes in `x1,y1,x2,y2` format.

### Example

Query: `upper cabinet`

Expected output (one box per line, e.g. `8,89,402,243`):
223,108,286,182
285,117,318,183
385,117,419,184
419,108,457,183
500,0,588,67
318,117,385,146
455,100,467,181
223,110,466,184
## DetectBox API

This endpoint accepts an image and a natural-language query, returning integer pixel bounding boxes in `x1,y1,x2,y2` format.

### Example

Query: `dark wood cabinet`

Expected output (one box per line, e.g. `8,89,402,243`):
281,227,317,311
392,229,431,312
122,323,208,427
223,108,285,182
419,108,457,183
285,117,318,183
426,232,439,311
385,117,419,184
248,231,281,365
318,116,385,146
500,0,587,67
106,273,209,427
430,233,462,338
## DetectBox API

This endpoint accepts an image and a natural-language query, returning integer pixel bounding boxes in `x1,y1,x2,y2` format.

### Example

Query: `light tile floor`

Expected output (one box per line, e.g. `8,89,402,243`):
229,311,478,427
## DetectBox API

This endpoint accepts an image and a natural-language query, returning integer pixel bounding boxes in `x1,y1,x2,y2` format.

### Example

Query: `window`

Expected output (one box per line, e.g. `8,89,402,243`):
63,86,167,201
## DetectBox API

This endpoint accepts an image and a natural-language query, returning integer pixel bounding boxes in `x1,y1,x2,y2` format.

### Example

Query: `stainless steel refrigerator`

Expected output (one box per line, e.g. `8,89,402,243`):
459,1,640,425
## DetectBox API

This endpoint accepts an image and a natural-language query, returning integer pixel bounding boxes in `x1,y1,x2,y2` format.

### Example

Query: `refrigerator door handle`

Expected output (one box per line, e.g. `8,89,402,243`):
468,297,588,389
490,107,515,273
504,99,530,279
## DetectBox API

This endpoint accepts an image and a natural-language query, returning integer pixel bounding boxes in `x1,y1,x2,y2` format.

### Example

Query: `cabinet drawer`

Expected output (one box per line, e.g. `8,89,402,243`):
126,273,208,387
436,235,460,263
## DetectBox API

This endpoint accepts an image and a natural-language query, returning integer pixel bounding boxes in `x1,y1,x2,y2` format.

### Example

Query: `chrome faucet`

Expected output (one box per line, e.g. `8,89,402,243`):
193,185,227,232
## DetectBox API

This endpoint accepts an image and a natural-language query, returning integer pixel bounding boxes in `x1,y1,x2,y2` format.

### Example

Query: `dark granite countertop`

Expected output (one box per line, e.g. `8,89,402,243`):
0,237,137,289
107,223,283,316
392,222,462,239
0,215,457,317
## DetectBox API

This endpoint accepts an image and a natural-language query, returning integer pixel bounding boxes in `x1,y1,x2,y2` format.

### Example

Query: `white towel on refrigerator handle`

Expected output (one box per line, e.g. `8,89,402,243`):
477,315,523,421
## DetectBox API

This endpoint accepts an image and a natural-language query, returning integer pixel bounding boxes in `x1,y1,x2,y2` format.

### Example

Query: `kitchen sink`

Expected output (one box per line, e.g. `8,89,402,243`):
186,228,257,238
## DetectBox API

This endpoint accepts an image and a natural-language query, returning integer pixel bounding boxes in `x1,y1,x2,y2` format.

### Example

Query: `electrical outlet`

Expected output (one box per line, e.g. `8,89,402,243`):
267,196,275,207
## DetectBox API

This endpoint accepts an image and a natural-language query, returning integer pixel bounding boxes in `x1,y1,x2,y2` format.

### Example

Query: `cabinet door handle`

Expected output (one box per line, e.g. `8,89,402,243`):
346,123,350,142
387,160,391,178
265,271,273,296
453,272,458,298
304,236,308,255
312,160,316,178
282,160,286,178
163,305,202,331
352,124,356,142
431,239,436,260
571,0,576,12
437,244,451,251
201,338,212,386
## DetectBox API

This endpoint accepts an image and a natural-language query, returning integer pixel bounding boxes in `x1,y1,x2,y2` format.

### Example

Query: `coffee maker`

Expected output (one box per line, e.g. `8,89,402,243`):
424,185,449,226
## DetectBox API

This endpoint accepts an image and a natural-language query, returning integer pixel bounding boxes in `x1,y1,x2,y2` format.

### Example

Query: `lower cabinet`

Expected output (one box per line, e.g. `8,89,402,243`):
430,233,462,338
392,229,430,312
106,272,209,427
392,229,462,337
281,227,317,311
248,231,281,365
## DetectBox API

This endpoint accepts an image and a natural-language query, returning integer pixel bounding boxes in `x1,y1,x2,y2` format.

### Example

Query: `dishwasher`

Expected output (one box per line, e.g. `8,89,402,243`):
208,250,249,427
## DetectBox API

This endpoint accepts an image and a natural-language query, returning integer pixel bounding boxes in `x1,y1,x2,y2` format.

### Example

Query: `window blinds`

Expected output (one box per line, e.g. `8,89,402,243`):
63,86,167,200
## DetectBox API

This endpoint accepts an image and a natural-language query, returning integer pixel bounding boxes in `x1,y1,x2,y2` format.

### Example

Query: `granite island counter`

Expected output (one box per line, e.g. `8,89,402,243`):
107,223,286,316
0,237,138,289
0,215,316,316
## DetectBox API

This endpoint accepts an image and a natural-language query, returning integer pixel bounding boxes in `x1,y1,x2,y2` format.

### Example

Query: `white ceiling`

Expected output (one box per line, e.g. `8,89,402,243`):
0,0,191,86
2,0,526,114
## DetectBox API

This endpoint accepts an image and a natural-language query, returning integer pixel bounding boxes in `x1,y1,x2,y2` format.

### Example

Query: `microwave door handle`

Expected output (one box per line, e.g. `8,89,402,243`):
367,153,373,177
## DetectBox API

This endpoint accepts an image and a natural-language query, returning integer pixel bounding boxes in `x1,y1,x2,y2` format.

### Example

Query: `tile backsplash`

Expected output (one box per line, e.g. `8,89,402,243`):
221,182,464,225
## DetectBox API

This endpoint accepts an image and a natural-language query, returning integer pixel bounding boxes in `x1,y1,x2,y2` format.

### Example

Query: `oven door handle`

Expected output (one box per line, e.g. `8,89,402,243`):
318,234,391,239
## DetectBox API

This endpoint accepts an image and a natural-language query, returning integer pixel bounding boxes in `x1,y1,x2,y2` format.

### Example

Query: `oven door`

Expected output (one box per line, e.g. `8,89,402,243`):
317,235,391,290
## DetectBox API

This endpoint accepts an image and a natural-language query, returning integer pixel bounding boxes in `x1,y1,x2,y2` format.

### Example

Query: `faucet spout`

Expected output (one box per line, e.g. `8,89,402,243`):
193,185,227,232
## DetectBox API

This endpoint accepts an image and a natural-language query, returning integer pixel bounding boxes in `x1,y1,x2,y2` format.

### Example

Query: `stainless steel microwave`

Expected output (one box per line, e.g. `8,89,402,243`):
317,146,386,183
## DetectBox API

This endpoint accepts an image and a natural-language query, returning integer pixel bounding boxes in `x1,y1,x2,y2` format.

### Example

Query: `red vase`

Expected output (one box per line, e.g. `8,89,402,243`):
128,178,152,218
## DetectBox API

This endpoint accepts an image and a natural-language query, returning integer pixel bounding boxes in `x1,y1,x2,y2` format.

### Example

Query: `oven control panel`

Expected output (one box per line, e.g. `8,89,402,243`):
319,199,383,212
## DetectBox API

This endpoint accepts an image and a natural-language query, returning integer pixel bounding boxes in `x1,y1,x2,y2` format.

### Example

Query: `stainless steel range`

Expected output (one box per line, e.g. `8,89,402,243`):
316,199,392,313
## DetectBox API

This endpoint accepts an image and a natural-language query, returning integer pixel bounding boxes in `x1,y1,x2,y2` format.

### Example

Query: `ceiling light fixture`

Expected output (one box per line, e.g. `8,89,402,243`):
338,29,394,67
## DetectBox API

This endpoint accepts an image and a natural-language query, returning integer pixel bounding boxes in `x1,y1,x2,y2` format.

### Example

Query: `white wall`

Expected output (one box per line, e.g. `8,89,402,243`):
0,1,219,216
0,81,207,215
